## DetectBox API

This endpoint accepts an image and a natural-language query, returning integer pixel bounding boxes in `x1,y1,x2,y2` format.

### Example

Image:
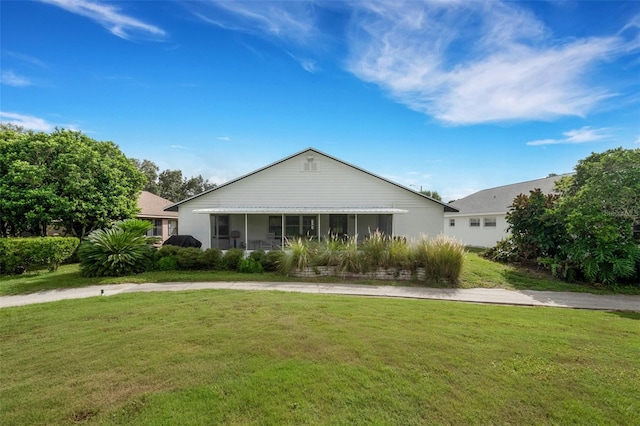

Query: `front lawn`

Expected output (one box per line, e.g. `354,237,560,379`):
2,252,637,296
1,291,638,424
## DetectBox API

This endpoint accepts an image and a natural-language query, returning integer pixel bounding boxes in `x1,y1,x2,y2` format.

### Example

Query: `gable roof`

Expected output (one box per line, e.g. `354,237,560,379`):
166,147,457,212
447,174,570,215
138,191,178,218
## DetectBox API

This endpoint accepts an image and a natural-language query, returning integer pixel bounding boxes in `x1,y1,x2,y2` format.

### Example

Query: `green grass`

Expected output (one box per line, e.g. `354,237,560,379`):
1,291,638,424
2,251,638,296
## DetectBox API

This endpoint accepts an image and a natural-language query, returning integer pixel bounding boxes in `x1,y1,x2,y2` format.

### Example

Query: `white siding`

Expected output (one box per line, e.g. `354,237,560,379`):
443,214,508,248
178,150,446,248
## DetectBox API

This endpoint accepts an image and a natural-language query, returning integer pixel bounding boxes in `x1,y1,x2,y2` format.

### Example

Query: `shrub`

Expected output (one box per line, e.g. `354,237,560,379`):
199,248,222,270
0,237,79,274
280,238,314,275
238,257,264,274
154,256,178,271
175,247,204,270
249,250,266,264
79,227,155,277
262,250,285,272
222,248,245,271
483,237,522,263
157,244,181,258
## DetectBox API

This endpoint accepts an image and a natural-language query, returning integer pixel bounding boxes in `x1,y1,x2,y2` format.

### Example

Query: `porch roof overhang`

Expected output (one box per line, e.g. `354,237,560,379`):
192,207,408,214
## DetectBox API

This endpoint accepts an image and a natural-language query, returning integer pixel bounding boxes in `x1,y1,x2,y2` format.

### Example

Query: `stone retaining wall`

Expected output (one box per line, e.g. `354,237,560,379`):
291,266,426,281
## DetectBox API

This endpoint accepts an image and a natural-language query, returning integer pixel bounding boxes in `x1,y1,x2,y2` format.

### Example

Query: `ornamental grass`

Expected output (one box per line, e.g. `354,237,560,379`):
280,232,466,283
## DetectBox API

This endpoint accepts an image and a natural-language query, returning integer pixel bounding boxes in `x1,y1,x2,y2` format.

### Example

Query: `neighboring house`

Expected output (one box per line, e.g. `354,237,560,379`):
137,191,179,243
166,148,457,250
444,174,568,248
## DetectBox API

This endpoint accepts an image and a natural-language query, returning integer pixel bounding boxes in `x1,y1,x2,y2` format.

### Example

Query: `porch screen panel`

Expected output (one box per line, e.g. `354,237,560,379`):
268,216,282,238
378,214,392,236
285,216,300,238
302,215,315,237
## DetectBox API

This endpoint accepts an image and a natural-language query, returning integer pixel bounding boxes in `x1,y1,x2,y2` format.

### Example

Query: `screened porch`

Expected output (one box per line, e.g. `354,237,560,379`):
192,207,408,250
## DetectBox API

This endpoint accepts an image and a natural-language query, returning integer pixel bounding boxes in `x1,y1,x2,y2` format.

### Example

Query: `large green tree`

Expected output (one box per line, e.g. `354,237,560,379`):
0,125,145,238
132,158,216,202
556,148,640,285
493,147,640,286
130,158,160,195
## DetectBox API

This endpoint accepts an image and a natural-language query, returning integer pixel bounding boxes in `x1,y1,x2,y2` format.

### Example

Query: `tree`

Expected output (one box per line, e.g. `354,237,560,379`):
0,126,145,238
130,158,160,194
491,147,640,286
506,189,564,260
556,148,640,285
158,169,185,202
132,158,216,202
419,190,442,201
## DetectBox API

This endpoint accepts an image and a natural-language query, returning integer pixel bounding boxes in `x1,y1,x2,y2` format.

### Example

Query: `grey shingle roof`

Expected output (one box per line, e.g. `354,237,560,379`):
448,174,570,215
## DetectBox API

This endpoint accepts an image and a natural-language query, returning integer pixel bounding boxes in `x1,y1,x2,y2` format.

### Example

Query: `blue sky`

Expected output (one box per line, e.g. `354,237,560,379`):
2,0,639,202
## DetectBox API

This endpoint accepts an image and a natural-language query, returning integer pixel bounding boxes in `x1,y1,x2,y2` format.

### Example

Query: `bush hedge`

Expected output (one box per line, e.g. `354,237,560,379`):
0,237,79,274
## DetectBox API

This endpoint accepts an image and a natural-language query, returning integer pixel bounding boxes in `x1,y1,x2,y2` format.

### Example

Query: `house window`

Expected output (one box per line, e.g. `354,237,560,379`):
268,216,282,238
484,217,497,227
147,219,162,236
168,219,178,236
469,218,480,227
449,219,455,227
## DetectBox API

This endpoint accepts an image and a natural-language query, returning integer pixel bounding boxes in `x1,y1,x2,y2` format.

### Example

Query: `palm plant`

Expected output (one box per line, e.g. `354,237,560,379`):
79,219,155,277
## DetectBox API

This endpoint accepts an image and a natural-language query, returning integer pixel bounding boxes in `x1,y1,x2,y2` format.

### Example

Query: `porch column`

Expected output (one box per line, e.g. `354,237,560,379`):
317,214,320,241
244,214,248,252
391,214,395,239
281,214,285,249
355,214,358,242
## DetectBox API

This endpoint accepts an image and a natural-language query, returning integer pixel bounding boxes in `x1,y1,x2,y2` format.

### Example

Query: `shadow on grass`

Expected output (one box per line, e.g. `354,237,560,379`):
609,311,640,320
0,267,96,296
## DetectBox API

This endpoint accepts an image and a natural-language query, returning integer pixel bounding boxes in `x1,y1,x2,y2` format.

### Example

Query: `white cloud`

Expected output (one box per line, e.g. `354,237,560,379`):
526,126,611,146
0,111,53,131
3,51,46,68
346,1,628,124
1,70,33,87
287,52,318,73
170,144,190,150
189,1,317,45
635,136,640,144
216,136,231,141
39,0,165,40
186,1,637,125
